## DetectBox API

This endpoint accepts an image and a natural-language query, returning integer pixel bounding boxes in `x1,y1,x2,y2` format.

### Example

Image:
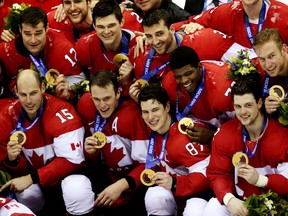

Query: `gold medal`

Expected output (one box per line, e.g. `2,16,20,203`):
269,85,285,101
140,169,155,186
45,69,60,86
137,79,149,89
10,131,26,145
178,117,194,134
232,152,248,168
113,53,129,67
92,132,106,149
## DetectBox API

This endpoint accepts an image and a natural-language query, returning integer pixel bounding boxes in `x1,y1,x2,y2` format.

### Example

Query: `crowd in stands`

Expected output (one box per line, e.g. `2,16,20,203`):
0,0,287,215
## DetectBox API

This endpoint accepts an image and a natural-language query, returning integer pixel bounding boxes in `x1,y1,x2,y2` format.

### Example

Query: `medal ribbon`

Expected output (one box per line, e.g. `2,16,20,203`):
102,31,129,64
141,33,181,82
244,0,266,46
29,53,47,77
241,116,268,158
10,101,45,134
145,119,174,169
176,67,206,121
262,73,270,97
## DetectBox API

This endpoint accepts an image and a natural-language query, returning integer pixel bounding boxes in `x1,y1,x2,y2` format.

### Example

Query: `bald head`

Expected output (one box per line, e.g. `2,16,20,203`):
16,69,42,90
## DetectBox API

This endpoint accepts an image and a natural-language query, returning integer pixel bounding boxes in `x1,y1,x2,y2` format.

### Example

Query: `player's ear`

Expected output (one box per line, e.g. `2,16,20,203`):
165,101,170,113
41,83,46,94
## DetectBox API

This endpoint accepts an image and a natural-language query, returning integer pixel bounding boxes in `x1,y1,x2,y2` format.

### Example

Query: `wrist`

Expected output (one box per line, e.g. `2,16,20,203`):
123,176,136,191
255,175,268,187
223,193,235,206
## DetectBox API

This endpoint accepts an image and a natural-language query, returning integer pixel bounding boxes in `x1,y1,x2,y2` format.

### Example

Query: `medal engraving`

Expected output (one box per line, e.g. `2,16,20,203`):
140,169,155,186
10,131,27,146
92,132,106,149
269,85,285,101
232,152,249,168
137,79,149,89
45,69,60,86
178,117,194,134
113,53,129,67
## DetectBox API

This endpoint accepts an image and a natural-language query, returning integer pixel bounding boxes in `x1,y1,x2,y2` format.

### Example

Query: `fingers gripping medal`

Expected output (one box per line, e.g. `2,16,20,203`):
232,152,249,168
45,69,60,86
269,85,285,101
137,79,149,89
113,53,129,67
178,117,194,134
10,131,26,145
92,132,106,149
140,169,155,186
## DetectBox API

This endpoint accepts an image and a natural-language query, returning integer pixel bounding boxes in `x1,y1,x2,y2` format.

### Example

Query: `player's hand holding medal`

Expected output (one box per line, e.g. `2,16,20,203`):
178,117,194,134
113,53,129,82
269,85,288,126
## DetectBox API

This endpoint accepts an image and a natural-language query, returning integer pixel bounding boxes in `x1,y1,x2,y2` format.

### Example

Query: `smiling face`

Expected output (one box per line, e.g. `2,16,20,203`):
140,99,171,134
173,64,202,94
94,14,123,50
90,83,120,119
16,71,45,121
254,40,288,77
233,93,263,127
20,22,47,57
63,0,91,24
143,20,175,55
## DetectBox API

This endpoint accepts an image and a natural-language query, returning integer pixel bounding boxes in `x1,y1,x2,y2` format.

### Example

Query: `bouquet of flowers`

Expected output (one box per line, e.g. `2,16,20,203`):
226,49,260,82
70,79,90,105
277,101,288,126
4,3,31,34
244,190,288,216
0,170,11,195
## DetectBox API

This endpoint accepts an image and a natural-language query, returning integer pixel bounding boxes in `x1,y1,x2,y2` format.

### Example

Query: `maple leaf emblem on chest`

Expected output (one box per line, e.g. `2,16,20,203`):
28,151,45,169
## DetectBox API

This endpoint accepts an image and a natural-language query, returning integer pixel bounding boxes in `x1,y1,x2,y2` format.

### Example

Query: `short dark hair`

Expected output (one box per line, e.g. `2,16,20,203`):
142,9,173,29
92,0,123,24
138,84,169,110
89,70,119,94
19,7,48,30
231,75,262,103
170,46,200,70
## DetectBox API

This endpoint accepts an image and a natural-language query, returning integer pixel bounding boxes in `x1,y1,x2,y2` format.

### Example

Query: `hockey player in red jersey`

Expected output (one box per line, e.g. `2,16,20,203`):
0,69,94,215
176,0,288,49
0,7,85,100
138,84,211,216
77,70,149,215
129,9,254,103
203,77,288,215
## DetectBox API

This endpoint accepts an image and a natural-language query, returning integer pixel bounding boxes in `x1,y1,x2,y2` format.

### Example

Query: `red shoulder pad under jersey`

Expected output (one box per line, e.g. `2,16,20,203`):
181,28,234,61
122,11,143,32
44,29,82,76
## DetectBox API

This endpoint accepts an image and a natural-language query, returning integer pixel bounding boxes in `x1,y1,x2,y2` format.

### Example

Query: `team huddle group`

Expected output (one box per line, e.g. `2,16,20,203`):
0,0,288,215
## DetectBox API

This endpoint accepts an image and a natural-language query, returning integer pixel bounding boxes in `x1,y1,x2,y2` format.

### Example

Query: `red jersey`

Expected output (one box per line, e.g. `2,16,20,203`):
132,28,247,81
0,94,85,187
77,92,149,188
0,197,35,215
208,117,288,202
122,11,143,32
183,0,288,48
75,29,136,76
153,122,211,197
162,61,235,128
47,10,94,44
0,29,83,94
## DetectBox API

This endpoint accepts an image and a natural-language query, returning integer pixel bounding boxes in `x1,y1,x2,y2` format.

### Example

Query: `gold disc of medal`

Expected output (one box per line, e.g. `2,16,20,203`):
178,117,194,134
113,53,129,67
140,169,155,186
232,152,249,168
269,85,285,101
92,132,107,149
10,131,27,145
137,79,149,89
45,69,60,86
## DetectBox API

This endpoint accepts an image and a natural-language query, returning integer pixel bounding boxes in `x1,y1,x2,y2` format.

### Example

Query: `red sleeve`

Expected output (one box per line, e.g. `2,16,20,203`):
207,125,236,203
122,11,144,32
